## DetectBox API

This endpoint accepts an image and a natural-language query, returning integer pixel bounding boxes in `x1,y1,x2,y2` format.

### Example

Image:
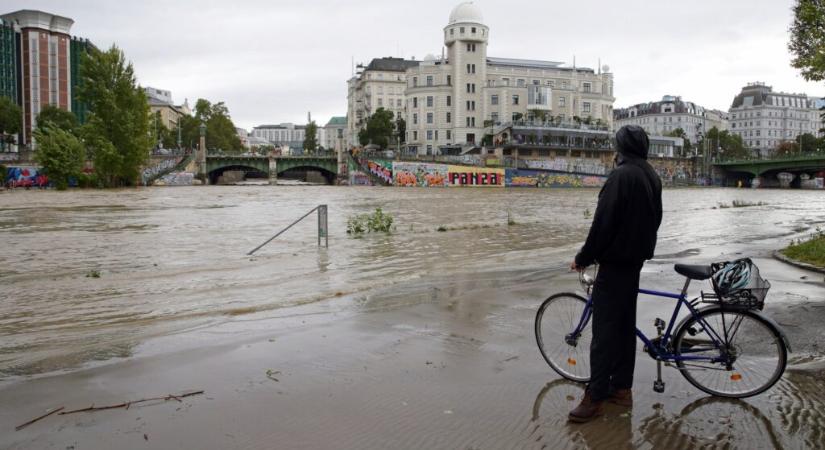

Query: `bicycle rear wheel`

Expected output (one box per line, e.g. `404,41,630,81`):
674,307,787,398
535,292,591,382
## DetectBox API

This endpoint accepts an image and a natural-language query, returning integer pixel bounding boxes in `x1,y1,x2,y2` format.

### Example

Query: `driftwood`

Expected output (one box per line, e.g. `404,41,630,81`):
14,390,204,431
59,390,204,416
15,406,64,431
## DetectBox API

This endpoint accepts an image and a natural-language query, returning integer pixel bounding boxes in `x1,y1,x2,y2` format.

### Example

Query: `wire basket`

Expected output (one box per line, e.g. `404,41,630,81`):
707,258,771,310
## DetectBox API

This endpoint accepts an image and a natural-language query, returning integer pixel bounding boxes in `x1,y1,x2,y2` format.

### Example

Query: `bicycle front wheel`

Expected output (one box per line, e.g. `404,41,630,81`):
535,292,591,382
674,307,787,398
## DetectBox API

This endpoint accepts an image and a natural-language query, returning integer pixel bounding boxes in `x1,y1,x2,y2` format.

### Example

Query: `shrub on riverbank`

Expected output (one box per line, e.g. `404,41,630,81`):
784,229,825,268
347,208,394,236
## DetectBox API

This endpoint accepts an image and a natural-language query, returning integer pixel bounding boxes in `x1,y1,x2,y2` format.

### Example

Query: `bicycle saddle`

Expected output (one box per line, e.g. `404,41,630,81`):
674,264,713,280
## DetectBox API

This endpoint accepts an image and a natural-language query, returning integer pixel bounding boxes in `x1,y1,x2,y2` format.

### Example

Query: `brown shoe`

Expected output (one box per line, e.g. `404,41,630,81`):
608,388,633,407
568,391,604,423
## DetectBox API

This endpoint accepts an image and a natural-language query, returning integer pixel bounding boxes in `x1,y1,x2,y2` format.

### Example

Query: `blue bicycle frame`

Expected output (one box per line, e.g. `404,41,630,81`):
569,279,732,365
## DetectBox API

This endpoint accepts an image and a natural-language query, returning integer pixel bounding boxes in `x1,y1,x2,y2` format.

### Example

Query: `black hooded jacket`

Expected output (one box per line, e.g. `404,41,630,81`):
575,126,663,267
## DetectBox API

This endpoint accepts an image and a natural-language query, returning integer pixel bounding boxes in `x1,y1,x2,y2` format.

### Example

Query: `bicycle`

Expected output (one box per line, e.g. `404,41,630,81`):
535,262,791,398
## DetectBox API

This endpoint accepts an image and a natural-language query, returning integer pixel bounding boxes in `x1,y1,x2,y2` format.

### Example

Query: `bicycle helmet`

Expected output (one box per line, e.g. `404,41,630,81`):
712,259,752,293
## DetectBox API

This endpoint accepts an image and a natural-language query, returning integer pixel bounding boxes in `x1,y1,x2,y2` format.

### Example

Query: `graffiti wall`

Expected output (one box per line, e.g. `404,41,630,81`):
524,158,609,175
447,165,504,187
156,171,194,186
363,159,393,184
4,166,49,188
505,169,606,188
392,162,449,187
648,159,695,183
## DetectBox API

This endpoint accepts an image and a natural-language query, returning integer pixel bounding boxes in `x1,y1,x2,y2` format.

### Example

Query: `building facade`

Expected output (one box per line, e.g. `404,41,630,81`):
614,95,728,145
251,123,306,152
0,10,93,148
323,116,346,152
145,86,190,133
728,82,823,157
346,57,418,147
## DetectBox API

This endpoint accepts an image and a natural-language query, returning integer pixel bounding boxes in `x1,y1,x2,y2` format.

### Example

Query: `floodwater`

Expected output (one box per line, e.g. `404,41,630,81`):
1,187,823,377
1,186,825,448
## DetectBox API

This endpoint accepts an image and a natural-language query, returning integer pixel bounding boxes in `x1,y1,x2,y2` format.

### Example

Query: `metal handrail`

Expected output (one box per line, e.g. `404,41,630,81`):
247,205,328,255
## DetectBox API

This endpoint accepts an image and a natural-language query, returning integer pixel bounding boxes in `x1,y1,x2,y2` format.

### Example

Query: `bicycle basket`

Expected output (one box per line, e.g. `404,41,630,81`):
709,258,770,310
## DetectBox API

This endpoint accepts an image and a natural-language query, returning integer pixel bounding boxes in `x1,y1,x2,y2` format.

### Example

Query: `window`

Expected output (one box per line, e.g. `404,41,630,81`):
427,130,433,140
562,81,568,89
512,95,519,105
427,113,433,124
413,131,418,140
491,95,499,105
460,27,465,33
426,76,433,86
533,79,540,85
377,98,383,107
491,112,499,123
583,82,591,93
413,97,418,108
502,77,510,86
413,113,418,125
446,112,451,123
447,75,451,86
450,28,454,36
427,96,433,107
467,117,471,127
471,27,476,33
447,95,451,106
397,99,402,107
466,43,476,52
517,79,525,87
559,96,566,107
413,77,417,87
583,102,591,113
446,130,452,140
546,80,554,87
435,130,439,141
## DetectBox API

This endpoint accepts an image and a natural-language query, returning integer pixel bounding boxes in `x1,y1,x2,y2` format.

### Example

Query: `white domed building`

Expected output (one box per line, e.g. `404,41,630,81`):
347,2,616,155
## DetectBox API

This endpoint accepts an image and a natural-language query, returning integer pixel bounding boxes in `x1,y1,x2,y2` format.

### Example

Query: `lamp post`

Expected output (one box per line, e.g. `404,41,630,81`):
198,123,207,181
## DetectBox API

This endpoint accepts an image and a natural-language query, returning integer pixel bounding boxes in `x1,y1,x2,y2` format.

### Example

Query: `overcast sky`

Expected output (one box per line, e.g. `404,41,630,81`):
5,0,822,130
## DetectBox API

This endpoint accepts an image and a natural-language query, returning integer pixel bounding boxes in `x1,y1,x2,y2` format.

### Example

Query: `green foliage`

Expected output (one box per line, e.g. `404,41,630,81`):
151,111,177,149
303,121,318,153
436,225,447,232
36,105,79,134
705,126,749,160
359,108,395,148
175,114,202,150
33,126,85,190
775,141,800,156
77,45,151,186
0,96,21,151
395,117,406,144
797,132,818,153
789,0,825,82
783,227,825,267
347,207,394,235
86,269,101,278
193,99,243,153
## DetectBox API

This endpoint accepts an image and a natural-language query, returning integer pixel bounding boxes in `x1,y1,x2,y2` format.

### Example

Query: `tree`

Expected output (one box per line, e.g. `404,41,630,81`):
705,126,749,160
303,120,318,153
36,105,79,134
776,141,800,156
789,0,825,82
191,99,242,153
666,128,693,156
359,108,394,148
150,111,177,149
0,96,21,151
797,132,818,153
528,109,547,122
77,45,151,186
174,114,202,150
33,126,85,189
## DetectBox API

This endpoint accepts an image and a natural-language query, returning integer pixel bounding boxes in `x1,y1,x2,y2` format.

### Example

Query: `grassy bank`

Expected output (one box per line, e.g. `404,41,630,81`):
783,232,825,268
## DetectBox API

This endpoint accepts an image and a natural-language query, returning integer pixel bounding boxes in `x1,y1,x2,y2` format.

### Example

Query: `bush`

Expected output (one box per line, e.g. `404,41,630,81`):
347,207,394,236
33,126,85,190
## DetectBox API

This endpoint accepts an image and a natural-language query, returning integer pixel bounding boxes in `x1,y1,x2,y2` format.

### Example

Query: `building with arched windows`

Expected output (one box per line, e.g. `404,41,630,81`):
347,2,616,155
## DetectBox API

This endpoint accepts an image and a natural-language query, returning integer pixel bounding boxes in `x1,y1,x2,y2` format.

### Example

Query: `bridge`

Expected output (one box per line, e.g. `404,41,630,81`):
714,154,825,177
205,154,338,184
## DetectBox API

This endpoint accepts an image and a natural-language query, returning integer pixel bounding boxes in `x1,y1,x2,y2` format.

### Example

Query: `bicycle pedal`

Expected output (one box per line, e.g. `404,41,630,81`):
653,380,665,393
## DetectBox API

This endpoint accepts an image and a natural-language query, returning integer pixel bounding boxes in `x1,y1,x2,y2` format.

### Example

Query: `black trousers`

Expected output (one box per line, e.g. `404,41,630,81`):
588,262,642,401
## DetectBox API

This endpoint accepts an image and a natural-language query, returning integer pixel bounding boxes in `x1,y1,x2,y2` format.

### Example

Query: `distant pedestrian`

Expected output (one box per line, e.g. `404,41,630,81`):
568,125,663,423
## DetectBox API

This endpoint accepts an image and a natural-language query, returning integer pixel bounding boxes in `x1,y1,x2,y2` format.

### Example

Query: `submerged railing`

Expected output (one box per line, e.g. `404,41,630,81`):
247,205,328,255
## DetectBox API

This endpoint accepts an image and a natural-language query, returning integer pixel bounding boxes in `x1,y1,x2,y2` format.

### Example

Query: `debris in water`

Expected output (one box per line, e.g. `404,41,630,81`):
266,369,281,382
15,406,64,431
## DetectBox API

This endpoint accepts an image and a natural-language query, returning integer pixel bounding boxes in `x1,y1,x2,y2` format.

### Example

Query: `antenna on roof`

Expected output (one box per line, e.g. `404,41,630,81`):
573,55,576,71
598,58,601,74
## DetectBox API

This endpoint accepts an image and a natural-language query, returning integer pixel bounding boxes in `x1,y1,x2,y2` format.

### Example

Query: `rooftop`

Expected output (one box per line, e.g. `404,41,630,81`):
365,57,420,72
448,2,484,25
325,116,347,126
0,10,73,34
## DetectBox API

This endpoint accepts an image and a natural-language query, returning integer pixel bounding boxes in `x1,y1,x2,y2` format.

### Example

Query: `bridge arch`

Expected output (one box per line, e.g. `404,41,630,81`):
277,165,337,184
207,164,269,184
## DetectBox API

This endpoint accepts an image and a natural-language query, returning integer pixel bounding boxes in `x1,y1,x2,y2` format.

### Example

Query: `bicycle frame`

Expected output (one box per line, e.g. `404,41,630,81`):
568,279,731,364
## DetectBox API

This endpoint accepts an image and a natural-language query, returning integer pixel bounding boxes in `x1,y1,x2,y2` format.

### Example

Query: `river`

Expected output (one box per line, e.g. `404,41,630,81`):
1,186,824,380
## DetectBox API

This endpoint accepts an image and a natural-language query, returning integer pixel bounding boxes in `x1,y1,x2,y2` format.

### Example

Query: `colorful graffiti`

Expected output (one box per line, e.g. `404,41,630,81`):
505,169,606,188
447,165,504,187
4,166,49,188
363,159,393,184
392,162,450,187
649,159,695,183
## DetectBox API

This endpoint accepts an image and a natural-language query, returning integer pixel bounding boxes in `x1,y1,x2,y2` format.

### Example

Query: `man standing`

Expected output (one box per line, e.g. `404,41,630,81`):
568,125,663,423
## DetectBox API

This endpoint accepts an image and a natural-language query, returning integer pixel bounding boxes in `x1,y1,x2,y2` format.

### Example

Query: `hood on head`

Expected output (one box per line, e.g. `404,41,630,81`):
615,125,650,159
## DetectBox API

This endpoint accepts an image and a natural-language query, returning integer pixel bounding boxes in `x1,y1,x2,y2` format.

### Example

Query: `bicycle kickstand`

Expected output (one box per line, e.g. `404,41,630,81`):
653,318,666,393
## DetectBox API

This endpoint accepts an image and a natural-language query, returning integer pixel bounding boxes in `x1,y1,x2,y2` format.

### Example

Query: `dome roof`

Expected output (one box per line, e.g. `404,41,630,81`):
448,2,483,25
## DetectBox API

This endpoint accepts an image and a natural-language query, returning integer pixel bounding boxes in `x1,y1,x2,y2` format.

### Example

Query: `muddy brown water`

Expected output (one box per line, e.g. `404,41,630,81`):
1,186,825,448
